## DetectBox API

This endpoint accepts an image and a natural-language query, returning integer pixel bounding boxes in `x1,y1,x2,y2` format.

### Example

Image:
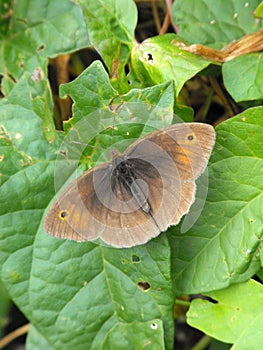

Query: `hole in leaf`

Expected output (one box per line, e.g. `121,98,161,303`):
124,63,130,75
147,52,154,63
131,254,140,263
137,281,150,291
37,44,45,52
151,322,158,330
59,149,68,158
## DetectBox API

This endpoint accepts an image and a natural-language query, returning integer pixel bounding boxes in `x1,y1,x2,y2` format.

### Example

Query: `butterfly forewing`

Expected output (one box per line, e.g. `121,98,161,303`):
126,123,215,180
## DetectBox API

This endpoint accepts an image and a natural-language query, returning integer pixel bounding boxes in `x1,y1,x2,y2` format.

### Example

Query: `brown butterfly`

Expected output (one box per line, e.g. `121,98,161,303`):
44,123,215,248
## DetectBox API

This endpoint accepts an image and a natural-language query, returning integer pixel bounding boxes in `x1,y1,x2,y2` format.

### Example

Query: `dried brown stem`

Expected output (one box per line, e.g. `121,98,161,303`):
0,323,30,349
176,28,263,62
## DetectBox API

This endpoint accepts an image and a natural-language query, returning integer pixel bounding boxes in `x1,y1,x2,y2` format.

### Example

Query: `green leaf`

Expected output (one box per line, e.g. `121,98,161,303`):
187,279,263,349
172,0,263,48
26,325,54,350
254,1,263,17
0,279,10,337
26,319,165,350
171,0,263,103
59,60,177,168
0,0,88,93
223,53,263,102
0,68,177,349
76,0,137,91
0,0,12,35
0,74,64,317
130,34,211,95
101,319,165,349
60,61,119,128
170,107,263,294
30,236,172,349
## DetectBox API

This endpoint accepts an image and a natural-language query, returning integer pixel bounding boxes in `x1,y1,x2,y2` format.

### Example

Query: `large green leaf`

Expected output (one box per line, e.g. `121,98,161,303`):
1,47,262,350
172,0,263,48
187,279,263,349
130,34,211,95
76,0,137,91
26,325,54,350
0,0,88,94
254,1,263,17
1,1,263,348
0,64,177,349
171,0,263,102
170,108,263,294
60,61,119,129
223,53,263,102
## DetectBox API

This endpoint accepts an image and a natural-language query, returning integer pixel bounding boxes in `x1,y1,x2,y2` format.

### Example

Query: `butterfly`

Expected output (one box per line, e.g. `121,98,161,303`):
44,122,215,248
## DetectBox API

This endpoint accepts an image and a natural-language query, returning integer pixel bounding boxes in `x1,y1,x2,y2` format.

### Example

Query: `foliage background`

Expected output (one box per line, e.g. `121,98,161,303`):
0,0,263,349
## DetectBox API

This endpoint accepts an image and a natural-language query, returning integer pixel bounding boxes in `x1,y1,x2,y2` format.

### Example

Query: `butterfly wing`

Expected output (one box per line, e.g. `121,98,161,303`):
123,122,215,231
126,122,215,180
44,163,111,242
44,122,215,247
44,161,160,247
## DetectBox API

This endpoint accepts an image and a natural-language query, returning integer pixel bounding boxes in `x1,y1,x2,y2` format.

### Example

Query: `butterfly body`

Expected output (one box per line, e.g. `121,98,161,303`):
44,123,215,248
112,157,152,213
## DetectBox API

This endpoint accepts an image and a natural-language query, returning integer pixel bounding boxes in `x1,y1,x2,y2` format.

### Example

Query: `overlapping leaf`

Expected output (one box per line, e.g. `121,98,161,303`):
172,0,263,102
223,53,263,102
172,0,263,47
76,0,137,91
170,108,263,294
0,0,88,94
187,279,263,349
130,34,211,95
0,64,177,349
1,1,263,349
